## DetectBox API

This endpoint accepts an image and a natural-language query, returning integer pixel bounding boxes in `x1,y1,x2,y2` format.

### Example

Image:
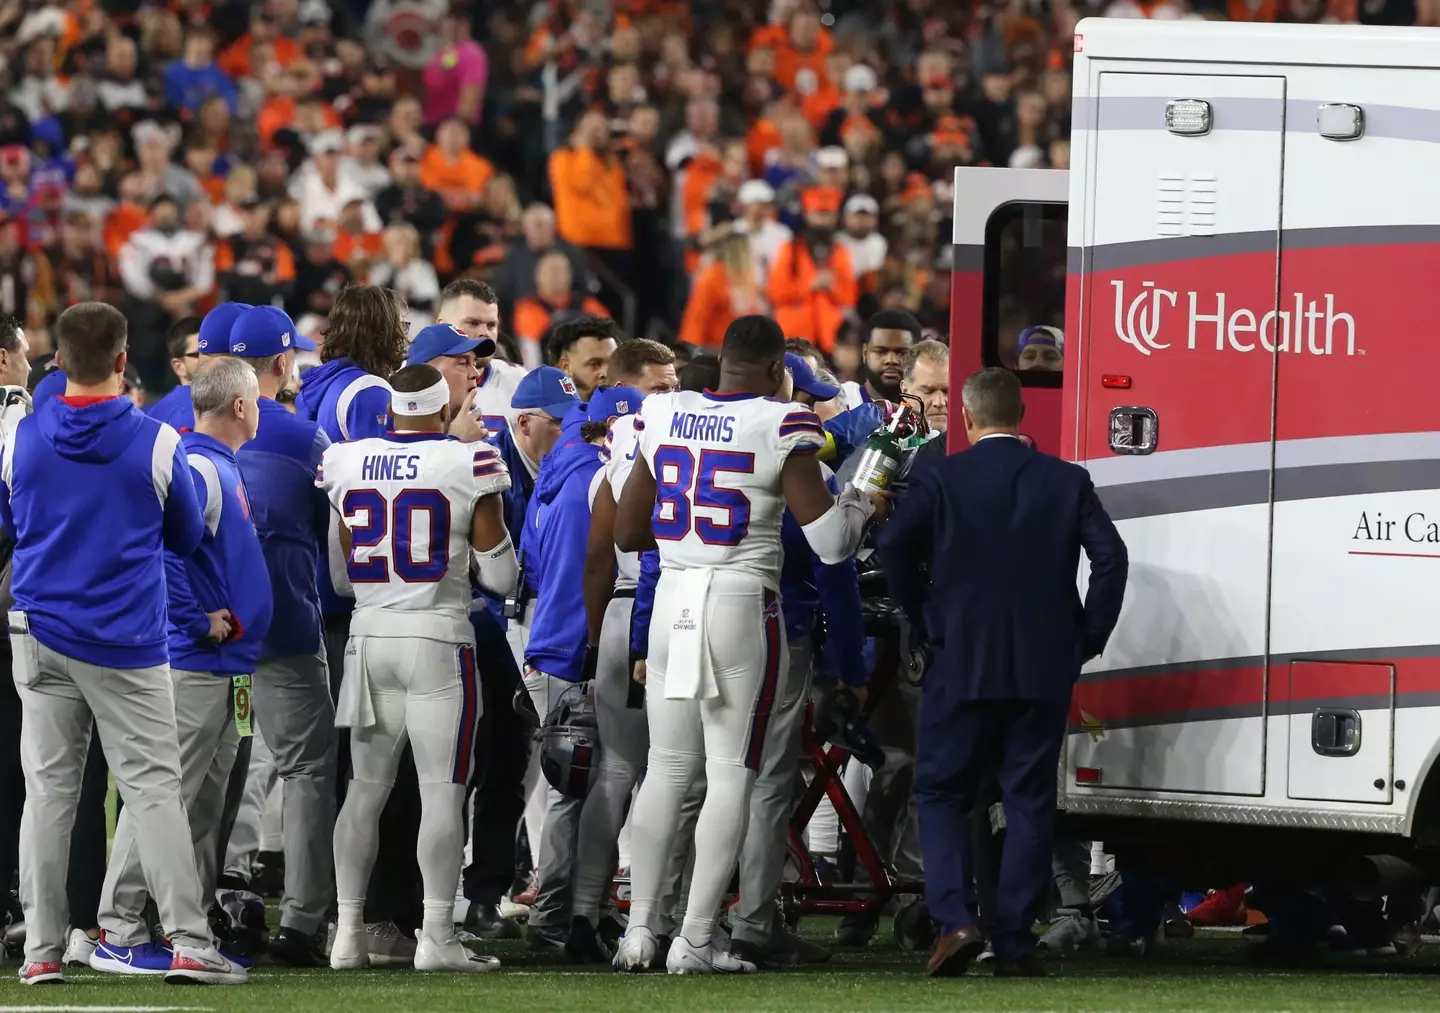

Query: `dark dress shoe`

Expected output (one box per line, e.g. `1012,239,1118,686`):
994,955,1049,978
927,926,986,977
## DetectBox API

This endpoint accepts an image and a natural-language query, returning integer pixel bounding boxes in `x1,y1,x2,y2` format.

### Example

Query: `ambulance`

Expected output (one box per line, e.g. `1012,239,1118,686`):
951,18,1440,884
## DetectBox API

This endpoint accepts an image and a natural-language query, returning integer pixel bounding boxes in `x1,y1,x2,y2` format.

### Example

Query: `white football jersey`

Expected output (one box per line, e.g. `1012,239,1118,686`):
601,414,642,589
319,433,511,642
634,390,825,588
470,358,527,436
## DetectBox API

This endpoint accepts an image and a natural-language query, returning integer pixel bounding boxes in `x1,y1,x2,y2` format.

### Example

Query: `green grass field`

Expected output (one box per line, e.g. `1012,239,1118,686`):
4,926,1440,1013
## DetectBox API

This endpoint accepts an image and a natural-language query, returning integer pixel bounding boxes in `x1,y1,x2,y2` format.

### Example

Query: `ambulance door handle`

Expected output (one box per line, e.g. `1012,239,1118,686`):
1312,708,1361,758
1108,407,1159,456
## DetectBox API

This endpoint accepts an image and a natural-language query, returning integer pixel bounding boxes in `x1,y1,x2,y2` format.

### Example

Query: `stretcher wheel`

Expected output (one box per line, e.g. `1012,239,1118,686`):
894,898,937,952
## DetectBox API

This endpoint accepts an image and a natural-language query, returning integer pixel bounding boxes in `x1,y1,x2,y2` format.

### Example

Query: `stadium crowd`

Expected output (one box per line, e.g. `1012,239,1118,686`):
0,0,1431,991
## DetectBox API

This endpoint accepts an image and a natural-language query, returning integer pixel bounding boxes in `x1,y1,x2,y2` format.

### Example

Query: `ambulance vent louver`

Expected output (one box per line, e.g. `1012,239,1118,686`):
1156,171,1217,238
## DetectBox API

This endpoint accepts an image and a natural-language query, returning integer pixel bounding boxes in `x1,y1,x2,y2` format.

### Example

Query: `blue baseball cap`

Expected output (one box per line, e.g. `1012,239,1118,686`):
196,302,252,354
1017,325,1064,354
229,305,316,357
406,322,496,365
511,366,580,419
587,385,644,424
786,352,840,401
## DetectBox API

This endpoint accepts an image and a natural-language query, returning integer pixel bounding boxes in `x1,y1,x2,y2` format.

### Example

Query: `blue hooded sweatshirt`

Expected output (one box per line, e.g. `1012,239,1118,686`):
31,368,66,410
166,431,274,674
522,435,604,682
295,357,391,616
238,397,330,658
146,383,197,433
0,396,204,668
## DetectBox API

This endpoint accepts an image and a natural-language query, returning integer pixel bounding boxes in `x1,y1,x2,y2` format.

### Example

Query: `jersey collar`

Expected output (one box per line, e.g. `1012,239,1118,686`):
384,430,454,443
704,389,761,402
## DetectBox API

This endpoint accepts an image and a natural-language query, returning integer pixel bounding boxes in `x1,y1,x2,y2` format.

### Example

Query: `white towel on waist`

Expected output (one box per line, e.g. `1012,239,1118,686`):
335,637,378,730
665,567,719,700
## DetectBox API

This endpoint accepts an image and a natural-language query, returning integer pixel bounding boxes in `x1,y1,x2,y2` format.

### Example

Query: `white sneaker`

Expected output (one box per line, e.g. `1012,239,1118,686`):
612,926,658,972
365,921,416,966
414,932,501,973
164,946,248,985
330,922,369,970
63,929,97,968
665,934,756,975
1037,909,1102,956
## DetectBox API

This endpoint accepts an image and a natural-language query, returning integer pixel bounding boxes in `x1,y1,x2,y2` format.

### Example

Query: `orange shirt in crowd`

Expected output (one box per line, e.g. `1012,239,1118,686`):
767,238,857,353
679,149,724,272
773,31,834,92
548,146,633,251
513,293,612,366
678,262,766,350
104,202,148,261
214,236,298,281
801,79,842,129
745,118,783,174
257,96,342,149
335,229,383,267
419,146,496,206
220,34,302,80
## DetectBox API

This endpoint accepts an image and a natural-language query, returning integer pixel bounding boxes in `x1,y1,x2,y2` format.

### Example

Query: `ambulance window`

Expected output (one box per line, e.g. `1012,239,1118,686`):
982,201,1067,389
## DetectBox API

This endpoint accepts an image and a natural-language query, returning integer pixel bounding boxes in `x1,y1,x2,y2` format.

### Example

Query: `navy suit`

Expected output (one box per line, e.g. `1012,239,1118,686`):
877,434,1127,961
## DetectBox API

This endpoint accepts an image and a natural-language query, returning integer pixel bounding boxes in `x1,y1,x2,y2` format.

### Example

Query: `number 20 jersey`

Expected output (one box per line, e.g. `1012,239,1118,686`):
318,434,511,642
635,390,825,588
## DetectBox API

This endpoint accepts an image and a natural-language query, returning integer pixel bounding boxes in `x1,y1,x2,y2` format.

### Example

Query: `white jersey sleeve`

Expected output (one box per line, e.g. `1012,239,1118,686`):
471,359,528,435
634,390,825,587
599,413,642,589
320,434,509,641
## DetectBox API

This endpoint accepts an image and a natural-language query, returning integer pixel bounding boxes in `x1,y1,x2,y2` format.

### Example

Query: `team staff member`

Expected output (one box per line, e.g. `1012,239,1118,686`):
839,310,920,409
143,316,202,427
93,358,273,974
521,387,639,952
230,306,338,967
878,368,1128,978
293,284,420,960
0,303,245,985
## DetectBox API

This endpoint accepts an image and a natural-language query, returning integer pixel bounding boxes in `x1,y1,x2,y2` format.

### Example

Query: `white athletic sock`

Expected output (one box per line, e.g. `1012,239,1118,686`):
418,782,465,937
679,760,755,945
626,746,701,933
336,899,364,931
334,781,390,906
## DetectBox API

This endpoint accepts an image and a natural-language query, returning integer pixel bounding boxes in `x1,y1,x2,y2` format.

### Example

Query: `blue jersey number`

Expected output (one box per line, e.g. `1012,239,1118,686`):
652,447,754,547
342,487,452,583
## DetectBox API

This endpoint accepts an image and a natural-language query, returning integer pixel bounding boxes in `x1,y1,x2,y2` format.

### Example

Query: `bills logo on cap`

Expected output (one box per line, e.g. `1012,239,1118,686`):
559,376,577,396
232,342,247,353
198,338,210,350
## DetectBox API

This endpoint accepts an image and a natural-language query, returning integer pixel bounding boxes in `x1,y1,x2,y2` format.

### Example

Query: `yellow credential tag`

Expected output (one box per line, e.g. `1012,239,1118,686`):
233,675,253,738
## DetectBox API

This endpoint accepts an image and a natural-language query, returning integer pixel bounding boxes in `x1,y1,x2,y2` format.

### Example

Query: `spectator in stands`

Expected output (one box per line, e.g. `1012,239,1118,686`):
838,194,888,295
369,224,441,332
679,233,766,351
216,200,298,307
734,180,792,282
423,9,489,129
419,118,494,214
375,149,448,245
343,127,390,199
768,186,857,354
292,132,379,236
549,110,632,302
133,122,204,209
29,210,119,338
513,252,611,370
287,228,352,323
495,204,592,315
97,35,147,118
164,27,238,116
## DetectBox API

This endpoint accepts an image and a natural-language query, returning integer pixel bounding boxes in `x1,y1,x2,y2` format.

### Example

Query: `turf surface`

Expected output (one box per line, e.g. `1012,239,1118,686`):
4,927,1440,1013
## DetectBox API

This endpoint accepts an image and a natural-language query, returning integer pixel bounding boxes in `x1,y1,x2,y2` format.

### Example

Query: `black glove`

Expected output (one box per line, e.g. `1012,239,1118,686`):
579,644,600,683
512,684,540,731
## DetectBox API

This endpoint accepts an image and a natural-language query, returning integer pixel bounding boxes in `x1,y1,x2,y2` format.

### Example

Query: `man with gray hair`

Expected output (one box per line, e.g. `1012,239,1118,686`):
901,340,950,436
92,356,272,976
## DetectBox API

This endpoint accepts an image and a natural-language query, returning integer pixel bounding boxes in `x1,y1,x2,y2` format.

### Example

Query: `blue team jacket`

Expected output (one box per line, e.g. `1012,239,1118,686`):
0,396,204,668
475,427,539,625
629,474,866,686
295,357,391,616
146,384,197,432
237,397,330,658
166,432,274,674
31,368,66,410
523,437,604,682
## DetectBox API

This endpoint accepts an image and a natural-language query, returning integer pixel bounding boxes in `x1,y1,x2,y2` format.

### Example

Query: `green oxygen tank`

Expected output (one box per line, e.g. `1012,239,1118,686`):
849,407,914,493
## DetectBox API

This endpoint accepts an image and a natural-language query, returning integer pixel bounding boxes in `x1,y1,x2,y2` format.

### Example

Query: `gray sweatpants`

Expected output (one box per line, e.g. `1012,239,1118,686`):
13,628,212,962
731,633,814,945
99,668,241,945
254,648,337,934
526,669,584,931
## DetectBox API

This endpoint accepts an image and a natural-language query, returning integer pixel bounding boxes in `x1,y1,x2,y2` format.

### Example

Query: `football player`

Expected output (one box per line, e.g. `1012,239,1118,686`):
611,315,887,973
320,363,517,973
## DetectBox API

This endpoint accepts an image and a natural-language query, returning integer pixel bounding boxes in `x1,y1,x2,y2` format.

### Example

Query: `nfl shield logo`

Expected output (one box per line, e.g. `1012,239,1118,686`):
616,400,629,414
559,376,577,396
407,401,419,411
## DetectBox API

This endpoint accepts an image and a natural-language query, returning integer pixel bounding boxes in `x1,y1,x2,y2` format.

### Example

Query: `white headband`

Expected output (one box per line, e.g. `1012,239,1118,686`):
391,378,450,416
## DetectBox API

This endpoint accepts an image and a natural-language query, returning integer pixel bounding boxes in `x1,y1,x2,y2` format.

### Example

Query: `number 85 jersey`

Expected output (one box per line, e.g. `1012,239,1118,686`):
318,433,511,642
634,390,825,588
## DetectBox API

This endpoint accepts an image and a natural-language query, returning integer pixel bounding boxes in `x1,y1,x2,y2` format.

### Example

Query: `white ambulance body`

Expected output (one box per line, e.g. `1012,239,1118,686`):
951,18,1440,873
